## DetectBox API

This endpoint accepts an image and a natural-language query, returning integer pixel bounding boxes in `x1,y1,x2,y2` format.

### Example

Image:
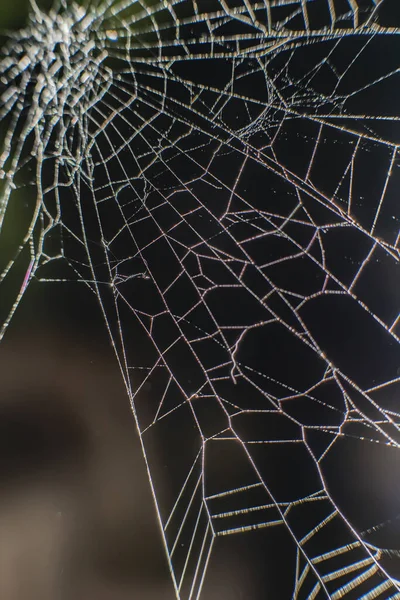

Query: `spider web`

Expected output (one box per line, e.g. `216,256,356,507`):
1,0,400,598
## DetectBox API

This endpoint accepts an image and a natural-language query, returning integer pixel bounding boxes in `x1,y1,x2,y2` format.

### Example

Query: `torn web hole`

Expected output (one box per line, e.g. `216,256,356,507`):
1,1,400,598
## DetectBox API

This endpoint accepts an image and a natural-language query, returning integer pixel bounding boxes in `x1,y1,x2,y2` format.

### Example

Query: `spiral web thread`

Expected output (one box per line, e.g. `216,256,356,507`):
0,1,400,598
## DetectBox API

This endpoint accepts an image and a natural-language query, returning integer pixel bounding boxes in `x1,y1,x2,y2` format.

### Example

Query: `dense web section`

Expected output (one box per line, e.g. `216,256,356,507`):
1,0,400,598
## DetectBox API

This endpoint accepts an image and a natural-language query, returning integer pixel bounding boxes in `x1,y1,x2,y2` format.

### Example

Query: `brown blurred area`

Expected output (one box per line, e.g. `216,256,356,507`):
0,329,176,600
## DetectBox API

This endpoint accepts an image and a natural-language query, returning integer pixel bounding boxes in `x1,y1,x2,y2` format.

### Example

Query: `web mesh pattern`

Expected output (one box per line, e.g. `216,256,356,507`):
1,1,400,598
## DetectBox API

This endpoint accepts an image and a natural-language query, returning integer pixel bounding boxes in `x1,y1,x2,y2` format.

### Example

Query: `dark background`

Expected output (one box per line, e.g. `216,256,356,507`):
1,1,400,599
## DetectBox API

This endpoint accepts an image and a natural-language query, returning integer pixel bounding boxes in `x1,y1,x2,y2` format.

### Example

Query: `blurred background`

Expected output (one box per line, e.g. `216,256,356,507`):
0,290,177,600
0,2,176,598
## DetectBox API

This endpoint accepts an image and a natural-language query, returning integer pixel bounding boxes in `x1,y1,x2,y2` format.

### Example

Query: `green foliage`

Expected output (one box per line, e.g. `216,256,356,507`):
0,0,30,31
